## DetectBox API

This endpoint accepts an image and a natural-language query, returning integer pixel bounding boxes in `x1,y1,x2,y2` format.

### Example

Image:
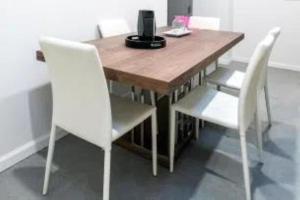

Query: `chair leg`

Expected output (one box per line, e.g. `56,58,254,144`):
201,120,205,128
215,60,218,70
150,90,156,106
256,107,263,163
140,90,145,146
198,72,202,86
240,133,251,200
179,87,184,135
140,122,145,146
184,82,189,94
264,85,272,128
108,80,113,93
211,60,219,91
130,87,136,143
192,77,197,89
150,91,159,137
103,149,111,200
169,109,176,173
199,71,206,129
174,90,179,144
151,112,158,176
195,118,200,139
202,70,207,86
43,125,57,195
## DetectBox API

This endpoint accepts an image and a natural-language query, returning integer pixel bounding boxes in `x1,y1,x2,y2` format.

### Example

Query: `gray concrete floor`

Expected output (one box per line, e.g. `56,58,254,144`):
1,63,300,200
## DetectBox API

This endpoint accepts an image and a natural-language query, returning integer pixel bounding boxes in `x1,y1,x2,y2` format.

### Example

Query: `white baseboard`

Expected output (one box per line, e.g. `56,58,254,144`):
219,57,232,66
269,61,300,72
0,131,67,173
232,56,300,72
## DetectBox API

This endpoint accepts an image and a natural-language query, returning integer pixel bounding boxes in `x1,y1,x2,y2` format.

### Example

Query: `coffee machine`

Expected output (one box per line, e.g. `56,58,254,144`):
138,10,156,40
126,10,166,49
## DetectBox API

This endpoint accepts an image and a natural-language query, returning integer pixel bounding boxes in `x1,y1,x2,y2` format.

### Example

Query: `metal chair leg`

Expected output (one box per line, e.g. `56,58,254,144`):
174,90,179,144
151,111,158,176
200,70,206,128
150,91,159,137
150,91,156,106
198,72,202,86
140,90,145,146
130,86,136,143
215,60,219,70
195,118,200,139
169,108,176,173
203,67,209,86
108,80,113,93
179,87,184,136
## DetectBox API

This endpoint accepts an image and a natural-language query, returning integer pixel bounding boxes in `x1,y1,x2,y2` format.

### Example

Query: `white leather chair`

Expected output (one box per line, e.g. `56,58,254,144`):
205,27,281,131
169,35,276,200
98,19,131,93
40,37,157,200
188,16,221,82
189,16,220,31
98,18,131,38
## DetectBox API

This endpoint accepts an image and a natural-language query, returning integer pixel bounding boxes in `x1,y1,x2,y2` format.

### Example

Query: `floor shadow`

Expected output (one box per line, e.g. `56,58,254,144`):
8,113,299,200
11,135,210,200
264,138,294,161
251,163,295,200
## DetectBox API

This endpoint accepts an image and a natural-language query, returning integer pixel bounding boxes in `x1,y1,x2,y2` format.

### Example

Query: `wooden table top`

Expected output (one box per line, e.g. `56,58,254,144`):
36,27,244,94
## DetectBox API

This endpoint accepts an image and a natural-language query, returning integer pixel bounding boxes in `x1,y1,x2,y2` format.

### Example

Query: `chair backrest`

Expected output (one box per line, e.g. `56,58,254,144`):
98,19,131,38
269,27,281,40
258,27,281,90
40,37,112,149
189,16,220,30
239,35,276,133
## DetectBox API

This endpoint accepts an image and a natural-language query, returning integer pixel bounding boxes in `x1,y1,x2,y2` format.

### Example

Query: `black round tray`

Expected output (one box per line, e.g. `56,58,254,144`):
125,35,166,49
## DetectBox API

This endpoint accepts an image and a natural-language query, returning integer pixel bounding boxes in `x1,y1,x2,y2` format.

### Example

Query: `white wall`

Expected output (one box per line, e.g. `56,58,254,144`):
193,0,300,71
0,0,167,172
193,0,233,31
192,0,233,64
233,0,300,71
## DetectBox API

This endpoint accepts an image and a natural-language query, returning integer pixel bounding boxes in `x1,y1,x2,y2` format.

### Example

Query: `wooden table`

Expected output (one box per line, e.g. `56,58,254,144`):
36,27,244,166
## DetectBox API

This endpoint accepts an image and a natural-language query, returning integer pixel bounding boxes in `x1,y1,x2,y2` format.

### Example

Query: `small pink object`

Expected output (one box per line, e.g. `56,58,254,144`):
174,16,190,28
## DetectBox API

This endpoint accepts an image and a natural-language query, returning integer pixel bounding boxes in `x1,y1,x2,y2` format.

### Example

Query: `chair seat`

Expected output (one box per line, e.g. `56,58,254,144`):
205,67,245,90
172,86,239,130
111,95,155,140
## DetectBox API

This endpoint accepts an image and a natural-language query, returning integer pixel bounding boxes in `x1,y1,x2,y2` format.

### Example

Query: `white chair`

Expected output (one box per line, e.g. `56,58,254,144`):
169,35,276,200
40,37,157,200
98,18,131,38
205,27,281,131
188,16,221,82
98,19,131,93
189,16,220,31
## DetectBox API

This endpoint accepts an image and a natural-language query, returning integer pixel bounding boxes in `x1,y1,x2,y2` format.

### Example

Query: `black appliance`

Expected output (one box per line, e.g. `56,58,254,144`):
126,10,166,49
138,10,156,39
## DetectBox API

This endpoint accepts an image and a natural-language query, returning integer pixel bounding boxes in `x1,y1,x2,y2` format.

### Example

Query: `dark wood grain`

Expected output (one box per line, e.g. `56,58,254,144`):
36,27,244,94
